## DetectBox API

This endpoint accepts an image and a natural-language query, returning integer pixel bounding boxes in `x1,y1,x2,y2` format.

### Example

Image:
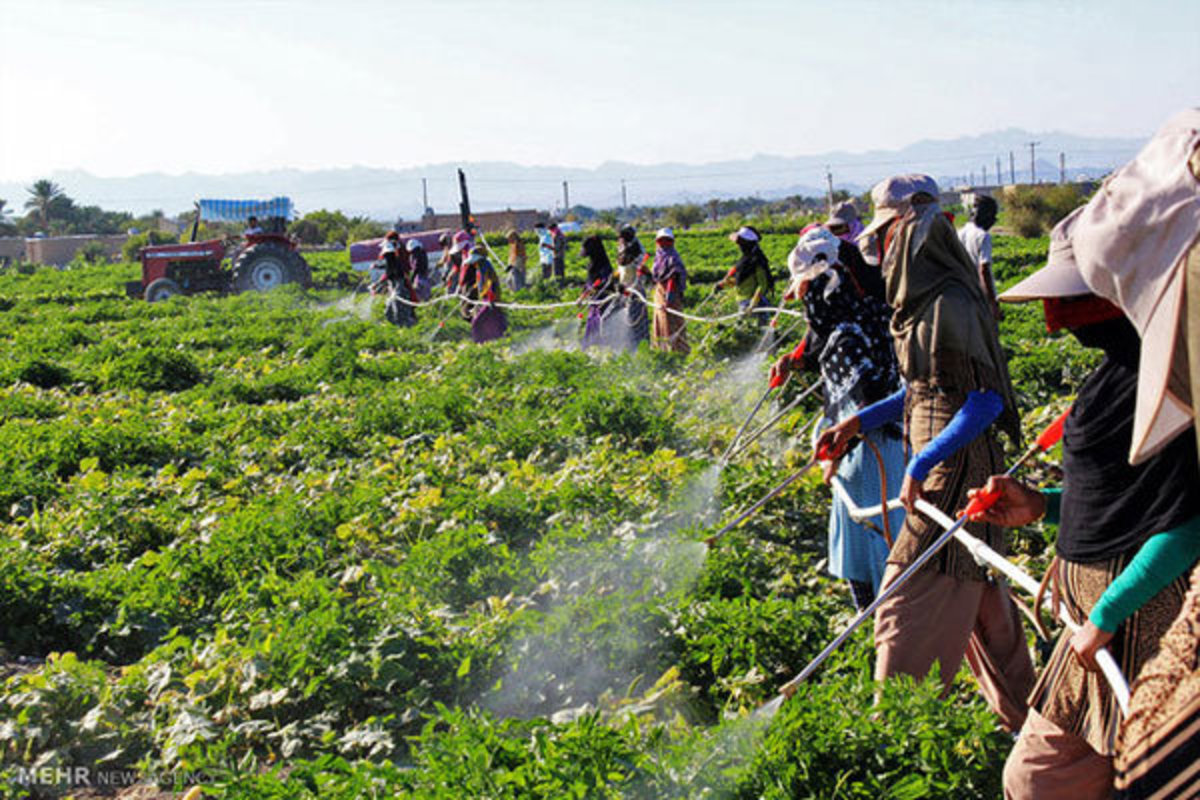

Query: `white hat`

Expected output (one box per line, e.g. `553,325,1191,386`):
380,239,399,254
787,227,841,288
998,207,1091,302
406,239,422,252
655,227,675,241
728,226,759,243
859,173,940,240
1070,108,1200,464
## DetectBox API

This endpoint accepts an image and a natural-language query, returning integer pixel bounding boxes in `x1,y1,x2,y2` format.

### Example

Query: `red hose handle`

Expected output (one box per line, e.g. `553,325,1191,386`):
769,372,785,389
1036,407,1070,452
965,487,1001,518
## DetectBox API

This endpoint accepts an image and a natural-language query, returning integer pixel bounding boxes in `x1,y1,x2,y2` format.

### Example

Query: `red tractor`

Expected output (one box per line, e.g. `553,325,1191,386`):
126,197,312,302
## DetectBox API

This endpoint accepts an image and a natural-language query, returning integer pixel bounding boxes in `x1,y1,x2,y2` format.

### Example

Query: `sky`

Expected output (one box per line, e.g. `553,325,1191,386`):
1,0,1197,182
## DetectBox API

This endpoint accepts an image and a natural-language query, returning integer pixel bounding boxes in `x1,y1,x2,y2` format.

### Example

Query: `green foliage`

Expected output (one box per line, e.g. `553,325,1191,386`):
1003,184,1086,237
0,232,1077,795
122,230,180,261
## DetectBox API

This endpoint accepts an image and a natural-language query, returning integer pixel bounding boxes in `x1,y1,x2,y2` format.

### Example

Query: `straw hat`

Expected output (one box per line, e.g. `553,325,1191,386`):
859,174,939,240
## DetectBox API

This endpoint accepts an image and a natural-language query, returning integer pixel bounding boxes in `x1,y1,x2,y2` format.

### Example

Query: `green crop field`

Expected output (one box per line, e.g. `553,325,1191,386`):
0,232,1095,798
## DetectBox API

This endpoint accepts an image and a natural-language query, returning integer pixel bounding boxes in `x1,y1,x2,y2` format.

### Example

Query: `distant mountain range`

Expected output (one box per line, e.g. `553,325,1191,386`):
0,129,1146,222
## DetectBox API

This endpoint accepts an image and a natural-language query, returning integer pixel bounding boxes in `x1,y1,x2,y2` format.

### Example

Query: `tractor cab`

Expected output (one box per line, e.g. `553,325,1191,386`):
127,197,312,302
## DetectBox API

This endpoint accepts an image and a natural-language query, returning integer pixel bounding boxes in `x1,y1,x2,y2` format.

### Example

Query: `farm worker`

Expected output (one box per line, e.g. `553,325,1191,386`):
1045,109,1200,800
825,200,863,244
958,195,1002,320
375,235,416,327
445,230,474,296
534,221,555,282
244,215,263,236
578,234,620,350
650,228,689,354
814,174,1035,732
465,245,507,343
550,222,567,284
966,211,1200,800
717,226,773,324
505,230,527,292
615,225,650,348
769,227,904,610
406,239,432,302
791,220,886,304
433,232,453,286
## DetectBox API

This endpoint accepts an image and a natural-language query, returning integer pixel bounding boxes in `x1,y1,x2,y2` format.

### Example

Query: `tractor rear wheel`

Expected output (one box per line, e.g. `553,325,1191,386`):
145,278,183,303
231,242,309,294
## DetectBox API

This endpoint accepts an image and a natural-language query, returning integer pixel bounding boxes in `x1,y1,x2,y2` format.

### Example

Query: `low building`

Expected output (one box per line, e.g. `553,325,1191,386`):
416,208,546,234
23,234,129,266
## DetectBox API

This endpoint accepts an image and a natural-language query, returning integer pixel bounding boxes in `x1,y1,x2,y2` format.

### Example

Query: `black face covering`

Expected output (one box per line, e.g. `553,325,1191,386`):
1056,317,1200,562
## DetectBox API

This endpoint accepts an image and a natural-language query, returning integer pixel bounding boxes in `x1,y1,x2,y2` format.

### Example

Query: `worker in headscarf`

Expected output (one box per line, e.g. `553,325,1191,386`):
650,228,688,354
958,195,1002,320
1054,108,1200,800
578,234,620,350
433,231,453,287
407,238,432,302
505,230,527,292
825,200,864,244
373,232,416,327
815,174,1034,732
535,221,555,283
769,226,904,610
615,225,650,348
718,226,773,325
465,245,507,343
967,210,1200,800
550,222,567,285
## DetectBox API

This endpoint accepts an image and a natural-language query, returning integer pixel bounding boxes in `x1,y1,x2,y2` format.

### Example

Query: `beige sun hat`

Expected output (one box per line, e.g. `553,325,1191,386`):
858,174,940,241
1070,108,1200,464
998,207,1090,302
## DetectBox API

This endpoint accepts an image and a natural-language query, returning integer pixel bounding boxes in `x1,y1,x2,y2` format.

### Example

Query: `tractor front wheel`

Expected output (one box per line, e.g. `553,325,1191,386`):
145,278,183,303
232,242,309,294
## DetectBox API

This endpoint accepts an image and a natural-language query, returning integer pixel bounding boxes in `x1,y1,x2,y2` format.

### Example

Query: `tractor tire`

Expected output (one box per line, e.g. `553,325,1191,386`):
231,242,309,294
144,278,183,303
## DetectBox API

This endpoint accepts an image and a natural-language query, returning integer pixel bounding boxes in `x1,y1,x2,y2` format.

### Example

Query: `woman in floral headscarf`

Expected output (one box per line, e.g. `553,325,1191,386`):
650,228,688,354
770,227,903,610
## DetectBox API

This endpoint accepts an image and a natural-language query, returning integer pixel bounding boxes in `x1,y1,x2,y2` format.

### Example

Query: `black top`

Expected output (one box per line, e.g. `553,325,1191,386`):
1057,318,1200,562
410,248,429,280
382,250,410,285
838,239,885,304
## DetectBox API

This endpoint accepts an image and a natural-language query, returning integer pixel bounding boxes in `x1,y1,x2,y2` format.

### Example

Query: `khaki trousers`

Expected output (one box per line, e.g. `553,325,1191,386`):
1004,709,1114,799
873,562,1036,732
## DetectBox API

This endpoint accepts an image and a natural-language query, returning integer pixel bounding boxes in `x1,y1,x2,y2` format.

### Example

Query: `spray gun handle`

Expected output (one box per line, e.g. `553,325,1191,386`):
964,487,1002,519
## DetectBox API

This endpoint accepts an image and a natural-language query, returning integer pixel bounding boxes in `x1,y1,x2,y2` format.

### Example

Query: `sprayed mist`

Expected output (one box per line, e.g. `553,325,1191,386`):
315,293,376,326
480,466,720,720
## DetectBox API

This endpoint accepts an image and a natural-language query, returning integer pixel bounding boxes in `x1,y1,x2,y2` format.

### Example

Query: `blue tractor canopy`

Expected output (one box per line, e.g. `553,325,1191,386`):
197,197,295,223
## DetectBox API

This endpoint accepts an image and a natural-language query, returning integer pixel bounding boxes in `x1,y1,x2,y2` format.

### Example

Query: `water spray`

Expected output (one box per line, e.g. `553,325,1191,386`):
718,371,788,464
723,381,823,463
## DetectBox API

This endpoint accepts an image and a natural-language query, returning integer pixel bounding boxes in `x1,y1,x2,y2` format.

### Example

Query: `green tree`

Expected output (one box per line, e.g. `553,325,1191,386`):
0,199,13,233
665,203,704,230
24,179,67,228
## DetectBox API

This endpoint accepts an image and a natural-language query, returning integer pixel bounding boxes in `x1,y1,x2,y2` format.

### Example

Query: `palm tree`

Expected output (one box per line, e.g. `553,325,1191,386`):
0,199,11,227
24,180,66,228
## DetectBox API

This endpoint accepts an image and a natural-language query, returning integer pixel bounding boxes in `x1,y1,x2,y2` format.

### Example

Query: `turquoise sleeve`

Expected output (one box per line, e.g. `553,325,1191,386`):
1089,515,1200,633
1041,488,1062,526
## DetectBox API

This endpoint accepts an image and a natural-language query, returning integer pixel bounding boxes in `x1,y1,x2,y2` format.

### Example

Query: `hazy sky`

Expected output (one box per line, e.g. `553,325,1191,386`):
1,0,1196,181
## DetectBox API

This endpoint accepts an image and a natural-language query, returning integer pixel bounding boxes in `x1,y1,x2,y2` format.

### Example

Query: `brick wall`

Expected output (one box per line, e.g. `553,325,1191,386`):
24,234,129,266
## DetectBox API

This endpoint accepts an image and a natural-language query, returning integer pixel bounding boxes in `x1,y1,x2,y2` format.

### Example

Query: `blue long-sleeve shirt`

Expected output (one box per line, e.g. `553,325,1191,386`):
856,386,1004,482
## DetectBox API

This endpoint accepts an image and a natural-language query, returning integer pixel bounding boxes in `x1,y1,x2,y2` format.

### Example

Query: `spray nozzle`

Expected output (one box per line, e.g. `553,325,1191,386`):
1036,408,1070,452
964,487,1002,519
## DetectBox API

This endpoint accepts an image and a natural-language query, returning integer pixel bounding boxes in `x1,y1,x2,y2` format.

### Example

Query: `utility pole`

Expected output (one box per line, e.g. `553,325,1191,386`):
996,157,1003,185
457,169,471,231
1009,151,1016,184
969,171,975,187
1059,152,1066,184
982,165,988,185
621,179,628,210
1028,141,1040,184
421,178,428,214
825,165,834,212
562,181,570,215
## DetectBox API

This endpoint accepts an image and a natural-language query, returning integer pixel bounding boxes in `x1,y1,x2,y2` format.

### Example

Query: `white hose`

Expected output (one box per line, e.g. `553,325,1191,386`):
827,478,1133,715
